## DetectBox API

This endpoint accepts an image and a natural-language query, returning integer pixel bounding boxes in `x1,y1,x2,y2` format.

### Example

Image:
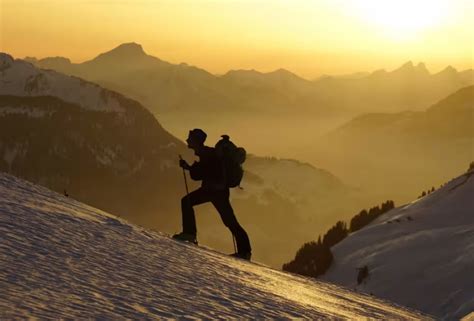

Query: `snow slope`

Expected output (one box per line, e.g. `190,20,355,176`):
0,173,429,319
323,169,474,320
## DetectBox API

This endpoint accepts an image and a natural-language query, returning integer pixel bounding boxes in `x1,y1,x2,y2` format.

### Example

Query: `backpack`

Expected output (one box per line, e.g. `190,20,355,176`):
215,135,246,188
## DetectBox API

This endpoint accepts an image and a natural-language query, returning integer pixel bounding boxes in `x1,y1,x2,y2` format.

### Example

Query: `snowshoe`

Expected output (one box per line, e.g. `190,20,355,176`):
172,232,198,245
230,252,252,261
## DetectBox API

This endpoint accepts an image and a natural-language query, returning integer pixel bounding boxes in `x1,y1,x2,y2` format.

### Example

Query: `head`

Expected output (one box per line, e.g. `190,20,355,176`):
186,128,207,151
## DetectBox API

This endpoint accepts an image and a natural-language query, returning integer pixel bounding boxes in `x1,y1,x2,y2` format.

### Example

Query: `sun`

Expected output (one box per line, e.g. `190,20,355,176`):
348,0,449,39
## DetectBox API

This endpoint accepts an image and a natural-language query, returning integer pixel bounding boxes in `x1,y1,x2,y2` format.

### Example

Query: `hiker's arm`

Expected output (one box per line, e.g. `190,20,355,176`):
189,162,204,180
179,159,191,170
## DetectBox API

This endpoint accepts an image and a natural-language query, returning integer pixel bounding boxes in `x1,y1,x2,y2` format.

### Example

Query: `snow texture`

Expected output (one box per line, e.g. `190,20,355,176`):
0,53,124,112
323,170,474,320
0,173,429,319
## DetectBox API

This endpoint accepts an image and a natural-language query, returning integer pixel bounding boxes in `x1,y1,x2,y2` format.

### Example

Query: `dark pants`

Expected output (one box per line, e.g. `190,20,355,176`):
181,187,251,254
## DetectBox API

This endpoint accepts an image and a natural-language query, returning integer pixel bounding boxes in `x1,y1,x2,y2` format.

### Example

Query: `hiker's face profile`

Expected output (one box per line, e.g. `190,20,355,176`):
186,135,199,149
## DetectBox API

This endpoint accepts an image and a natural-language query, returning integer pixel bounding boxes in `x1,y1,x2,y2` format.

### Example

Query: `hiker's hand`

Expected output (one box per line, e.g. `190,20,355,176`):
179,159,190,170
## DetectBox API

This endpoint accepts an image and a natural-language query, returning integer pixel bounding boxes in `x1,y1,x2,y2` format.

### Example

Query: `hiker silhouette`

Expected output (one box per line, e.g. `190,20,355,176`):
173,128,252,260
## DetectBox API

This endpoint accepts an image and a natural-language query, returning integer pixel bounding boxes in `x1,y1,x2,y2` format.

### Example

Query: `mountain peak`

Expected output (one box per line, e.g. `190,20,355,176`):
223,69,263,79
393,61,414,73
115,42,143,52
268,68,300,78
270,68,292,75
440,65,458,74
416,62,430,74
95,42,147,61
115,42,144,52
392,61,431,76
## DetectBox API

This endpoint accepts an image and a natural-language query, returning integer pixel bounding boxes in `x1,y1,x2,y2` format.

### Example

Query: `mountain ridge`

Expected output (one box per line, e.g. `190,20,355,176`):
322,167,474,319
311,85,474,202
26,45,471,80
24,44,474,142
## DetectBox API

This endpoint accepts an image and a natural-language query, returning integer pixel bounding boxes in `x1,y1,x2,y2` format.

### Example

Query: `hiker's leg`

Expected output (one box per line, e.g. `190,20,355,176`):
212,190,251,254
181,188,212,235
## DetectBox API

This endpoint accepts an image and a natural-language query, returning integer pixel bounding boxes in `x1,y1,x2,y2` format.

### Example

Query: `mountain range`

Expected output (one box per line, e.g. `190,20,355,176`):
26,43,473,116
311,85,474,202
26,43,474,148
0,52,370,267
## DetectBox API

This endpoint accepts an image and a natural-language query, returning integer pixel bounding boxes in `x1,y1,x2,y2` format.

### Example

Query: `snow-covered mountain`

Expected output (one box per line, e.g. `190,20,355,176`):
0,172,429,319
0,52,188,230
1,53,125,112
322,168,474,319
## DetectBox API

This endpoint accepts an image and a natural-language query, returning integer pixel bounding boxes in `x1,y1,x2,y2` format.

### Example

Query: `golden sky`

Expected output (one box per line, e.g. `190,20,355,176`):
1,0,473,78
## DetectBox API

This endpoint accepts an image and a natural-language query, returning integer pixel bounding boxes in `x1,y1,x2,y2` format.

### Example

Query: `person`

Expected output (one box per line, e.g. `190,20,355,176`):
172,128,252,260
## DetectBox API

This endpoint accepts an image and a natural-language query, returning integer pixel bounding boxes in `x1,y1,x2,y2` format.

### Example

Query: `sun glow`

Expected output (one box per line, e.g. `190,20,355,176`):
1,0,472,76
347,0,450,39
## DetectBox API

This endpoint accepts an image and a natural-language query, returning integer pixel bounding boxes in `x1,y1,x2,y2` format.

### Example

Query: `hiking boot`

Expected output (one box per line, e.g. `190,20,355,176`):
230,252,252,261
172,232,198,244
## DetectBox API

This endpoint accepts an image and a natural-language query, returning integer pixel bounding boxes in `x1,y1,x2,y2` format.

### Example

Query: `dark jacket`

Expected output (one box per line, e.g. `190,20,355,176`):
189,146,225,190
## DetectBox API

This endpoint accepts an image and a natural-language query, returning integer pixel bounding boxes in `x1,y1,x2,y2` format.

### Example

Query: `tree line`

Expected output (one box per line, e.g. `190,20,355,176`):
283,200,395,278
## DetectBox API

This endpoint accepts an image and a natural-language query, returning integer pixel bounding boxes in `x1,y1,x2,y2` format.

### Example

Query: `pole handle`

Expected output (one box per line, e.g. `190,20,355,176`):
179,154,190,195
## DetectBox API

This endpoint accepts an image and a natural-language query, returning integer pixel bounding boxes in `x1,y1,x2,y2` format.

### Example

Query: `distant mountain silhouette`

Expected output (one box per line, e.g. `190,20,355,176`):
26,44,473,161
328,86,473,144
97,42,147,58
27,44,220,113
312,86,474,202
27,43,474,117
390,61,430,76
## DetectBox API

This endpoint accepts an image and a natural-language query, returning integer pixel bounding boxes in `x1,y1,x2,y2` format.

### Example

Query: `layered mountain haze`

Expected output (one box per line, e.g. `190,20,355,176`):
26,43,223,114
312,86,474,202
27,43,474,159
0,53,370,268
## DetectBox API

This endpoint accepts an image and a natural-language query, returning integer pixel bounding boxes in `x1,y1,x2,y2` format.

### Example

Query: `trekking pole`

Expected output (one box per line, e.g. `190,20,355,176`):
232,235,237,253
179,154,189,195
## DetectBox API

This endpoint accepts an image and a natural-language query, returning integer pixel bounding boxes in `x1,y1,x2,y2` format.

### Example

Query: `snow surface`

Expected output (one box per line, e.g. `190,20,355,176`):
0,53,124,112
323,170,474,320
0,172,429,319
